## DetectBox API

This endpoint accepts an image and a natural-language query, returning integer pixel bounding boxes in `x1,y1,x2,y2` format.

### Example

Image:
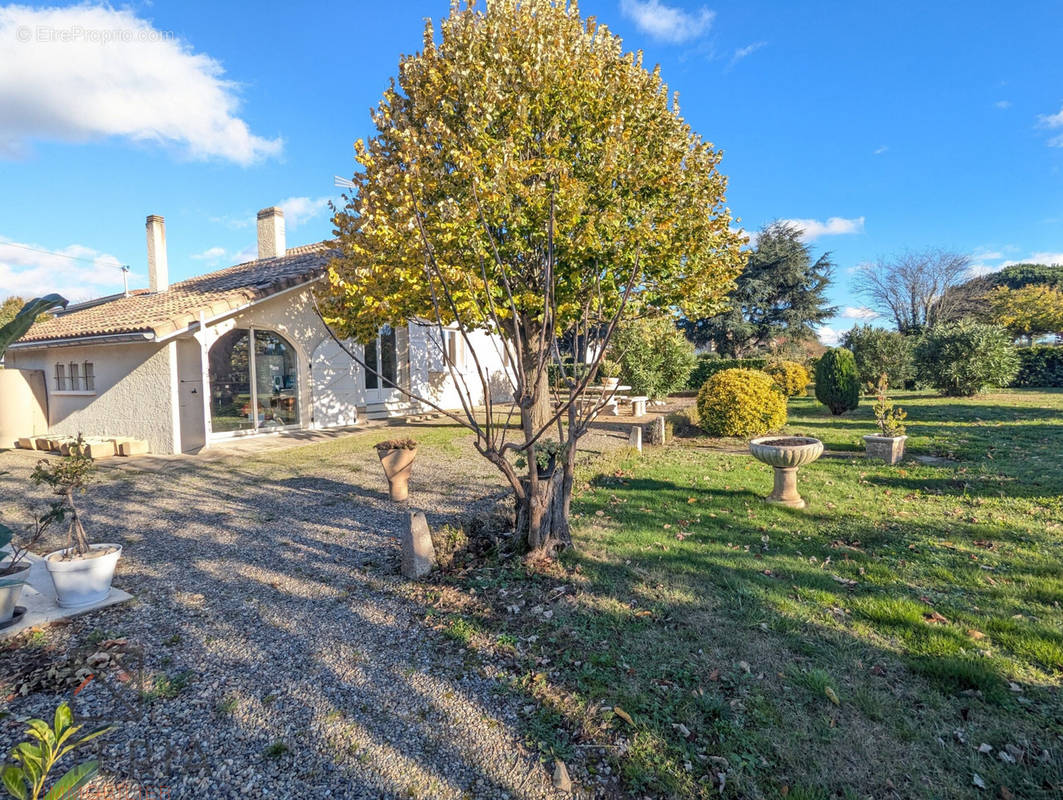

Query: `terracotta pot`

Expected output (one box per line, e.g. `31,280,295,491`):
0,561,31,623
44,544,122,608
378,447,417,501
864,434,907,465
749,436,824,509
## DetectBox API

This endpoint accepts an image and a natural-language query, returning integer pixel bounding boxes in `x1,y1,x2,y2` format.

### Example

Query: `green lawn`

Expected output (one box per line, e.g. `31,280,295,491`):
416,389,1063,799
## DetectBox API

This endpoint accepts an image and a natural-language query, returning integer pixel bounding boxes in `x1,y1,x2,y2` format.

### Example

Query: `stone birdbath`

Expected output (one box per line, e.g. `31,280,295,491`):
748,436,824,509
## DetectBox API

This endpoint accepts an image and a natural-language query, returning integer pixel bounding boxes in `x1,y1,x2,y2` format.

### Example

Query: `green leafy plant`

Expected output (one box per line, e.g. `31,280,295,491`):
611,317,697,399
29,436,96,557
686,356,768,390
374,438,418,453
696,368,786,437
597,358,622,380
0,295,68,362
841,324,914,390
515,440,565,474
1,701,111,800
1011,345,1063,387
914,321,1020,396
871,376,907,437
814,347,860,415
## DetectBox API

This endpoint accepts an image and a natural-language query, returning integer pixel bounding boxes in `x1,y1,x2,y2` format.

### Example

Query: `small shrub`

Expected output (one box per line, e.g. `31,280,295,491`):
763,360,810,397
612,317,697,399
841,324,914,390
431,524,470,570
914,322,1019,396
871,376,907,437
814,348,860,415
696,368,787,437
687,356,767,389
598,358,621,379
1011,345,1063,387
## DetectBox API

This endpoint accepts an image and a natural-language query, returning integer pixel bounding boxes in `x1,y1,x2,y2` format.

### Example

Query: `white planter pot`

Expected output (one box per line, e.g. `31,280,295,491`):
0,562,31,622
44,544,122,608
601,377,620,389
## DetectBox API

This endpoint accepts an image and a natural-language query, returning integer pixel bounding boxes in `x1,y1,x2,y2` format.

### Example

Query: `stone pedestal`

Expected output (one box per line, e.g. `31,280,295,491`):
401,511,435,579
767,467,805,508
628,426,642,452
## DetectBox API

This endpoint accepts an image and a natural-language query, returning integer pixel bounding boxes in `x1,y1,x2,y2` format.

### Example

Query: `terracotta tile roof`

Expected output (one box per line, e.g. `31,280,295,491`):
15,242,338,346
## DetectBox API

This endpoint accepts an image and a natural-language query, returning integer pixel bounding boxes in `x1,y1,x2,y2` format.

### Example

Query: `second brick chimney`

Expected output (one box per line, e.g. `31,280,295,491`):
257,206,286,260
146,214,168,292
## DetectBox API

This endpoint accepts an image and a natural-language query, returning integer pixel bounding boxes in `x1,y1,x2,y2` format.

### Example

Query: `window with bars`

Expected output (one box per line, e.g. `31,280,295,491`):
83,362,95,391
68,361,80,391
54,363,67,391
53,362,95,392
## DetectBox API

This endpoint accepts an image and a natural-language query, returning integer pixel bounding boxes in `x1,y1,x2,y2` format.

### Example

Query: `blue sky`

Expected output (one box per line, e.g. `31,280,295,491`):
1,0,1061,343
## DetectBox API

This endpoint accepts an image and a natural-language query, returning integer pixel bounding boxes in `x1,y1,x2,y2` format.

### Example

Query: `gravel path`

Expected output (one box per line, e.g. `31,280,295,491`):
0,416,651,799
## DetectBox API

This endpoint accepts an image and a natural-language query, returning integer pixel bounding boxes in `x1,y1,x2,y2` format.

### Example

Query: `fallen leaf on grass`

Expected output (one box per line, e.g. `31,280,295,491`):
978,743,993,754
824,687,840,706
612,706,635,726
924,611,950,624
973,773,986,789
968,629,987,640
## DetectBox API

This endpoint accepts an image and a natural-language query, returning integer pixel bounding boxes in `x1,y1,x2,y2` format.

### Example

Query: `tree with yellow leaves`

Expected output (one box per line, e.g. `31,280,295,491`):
988,285,1063,343
322,0,745,552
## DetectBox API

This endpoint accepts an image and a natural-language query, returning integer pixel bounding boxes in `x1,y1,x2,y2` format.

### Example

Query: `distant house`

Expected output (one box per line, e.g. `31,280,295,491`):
5,207,511,453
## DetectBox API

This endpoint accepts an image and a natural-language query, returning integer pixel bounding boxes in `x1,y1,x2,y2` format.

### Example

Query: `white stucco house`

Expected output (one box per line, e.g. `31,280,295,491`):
5,207,512,454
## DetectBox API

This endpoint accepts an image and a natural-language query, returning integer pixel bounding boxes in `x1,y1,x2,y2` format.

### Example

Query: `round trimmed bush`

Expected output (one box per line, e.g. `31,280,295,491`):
914,321,1019,396
764,360,810,397
814,347,860,415
696,368,787,437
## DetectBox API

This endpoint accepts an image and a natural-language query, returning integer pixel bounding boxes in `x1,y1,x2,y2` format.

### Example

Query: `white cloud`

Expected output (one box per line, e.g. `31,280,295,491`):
840,306,878,321
816,325,842,347
191,246,227,262
781,216,866,241
0,4,282,164
994,100,1011,110
729,41,765,65
1006,251,1063,267
1038,105,1063,147
0,237,132,301
278,196,333,229
619,0,714,43
873,145,888,155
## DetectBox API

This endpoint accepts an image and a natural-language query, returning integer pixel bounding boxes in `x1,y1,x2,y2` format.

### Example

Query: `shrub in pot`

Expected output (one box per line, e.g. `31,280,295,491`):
31,435,122,609
376,438,418,501
814,347,860,415
864,376,908,465
516,439,565,479
696,368,787,437
0,503,67,626
598,358,622,389
764,360,810,397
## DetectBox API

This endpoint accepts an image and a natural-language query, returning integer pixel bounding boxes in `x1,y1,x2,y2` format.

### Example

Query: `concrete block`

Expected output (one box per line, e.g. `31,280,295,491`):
84,440,116,459
34,437,51,451
17,437,36,450
628,426,642,452
118,440,149,457
401,511,436,580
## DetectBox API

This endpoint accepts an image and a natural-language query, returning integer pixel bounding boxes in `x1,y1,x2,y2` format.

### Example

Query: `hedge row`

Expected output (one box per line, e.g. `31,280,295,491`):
1011,346,1063,388
687,357,768,389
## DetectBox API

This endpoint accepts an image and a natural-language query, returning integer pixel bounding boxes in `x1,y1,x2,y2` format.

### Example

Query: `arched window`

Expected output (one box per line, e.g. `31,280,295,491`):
208,328,300,434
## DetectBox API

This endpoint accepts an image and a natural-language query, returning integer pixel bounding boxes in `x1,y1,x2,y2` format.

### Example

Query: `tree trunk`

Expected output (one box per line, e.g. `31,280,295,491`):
521,348,554,433
517,467,572,553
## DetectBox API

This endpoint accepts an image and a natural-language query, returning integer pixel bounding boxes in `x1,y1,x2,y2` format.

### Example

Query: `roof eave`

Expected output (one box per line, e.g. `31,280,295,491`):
7,331,156,351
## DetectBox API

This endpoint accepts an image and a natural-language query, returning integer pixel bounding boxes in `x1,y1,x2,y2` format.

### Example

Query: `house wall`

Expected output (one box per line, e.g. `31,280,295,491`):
175,338,206,452
408,323,514,410
7,342,181,453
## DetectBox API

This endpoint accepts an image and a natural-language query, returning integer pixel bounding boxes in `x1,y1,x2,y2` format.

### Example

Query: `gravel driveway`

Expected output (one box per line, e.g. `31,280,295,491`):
0,419,641,799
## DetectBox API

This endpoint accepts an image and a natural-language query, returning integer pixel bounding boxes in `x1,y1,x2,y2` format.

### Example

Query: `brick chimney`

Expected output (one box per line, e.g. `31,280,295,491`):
145,214,168,292
256,206,286,259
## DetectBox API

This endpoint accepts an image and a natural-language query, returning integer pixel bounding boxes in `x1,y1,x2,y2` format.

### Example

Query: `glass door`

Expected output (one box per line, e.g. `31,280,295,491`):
364,325,401,403
209,328,300,436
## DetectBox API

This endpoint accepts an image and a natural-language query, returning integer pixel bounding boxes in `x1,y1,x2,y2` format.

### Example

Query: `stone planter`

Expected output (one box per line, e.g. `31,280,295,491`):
864,434,907,465
378,447,417,501
601,377,620,390
0,561,31,623
749,436,824,509
44,544,122,608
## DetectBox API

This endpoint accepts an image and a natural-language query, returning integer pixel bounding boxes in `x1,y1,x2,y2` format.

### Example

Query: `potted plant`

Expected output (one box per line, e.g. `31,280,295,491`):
0,503,66,627
863,376,908,465
598,358,622,390
31,435,123,608
517,440,565,480
376,438,418,501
